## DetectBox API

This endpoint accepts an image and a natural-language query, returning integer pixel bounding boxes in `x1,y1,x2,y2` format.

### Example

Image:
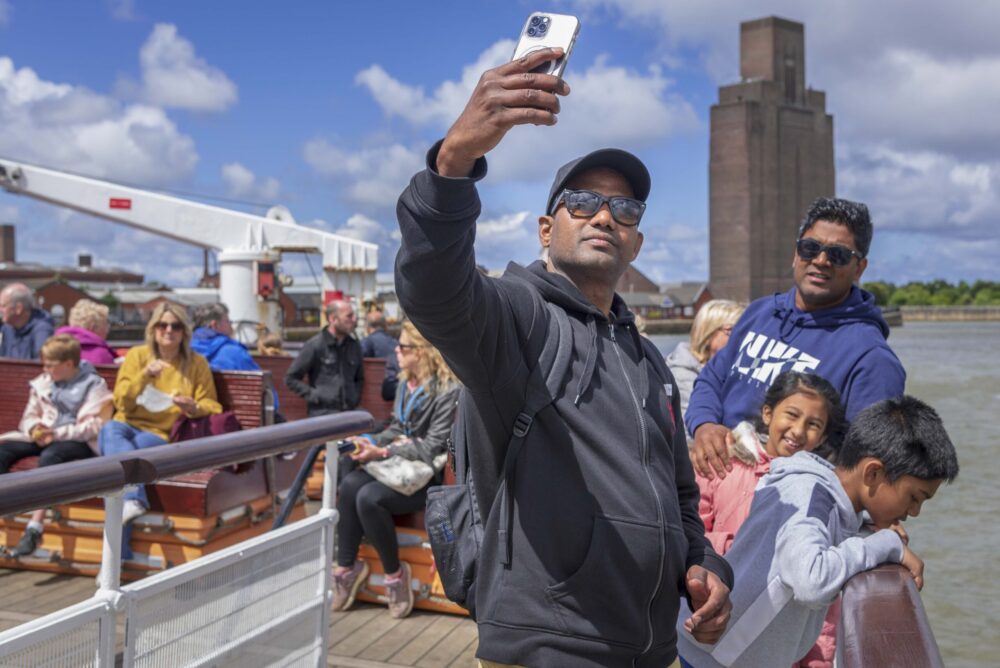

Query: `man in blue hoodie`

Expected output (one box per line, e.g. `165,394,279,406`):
395,47,732,668
190,303,259,371
0,282,54,359
687,197,906,480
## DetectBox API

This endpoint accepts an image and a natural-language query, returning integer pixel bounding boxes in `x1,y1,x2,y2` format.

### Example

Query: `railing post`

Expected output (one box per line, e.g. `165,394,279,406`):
97,489,125,667
317,441,339,667
97,490,124,594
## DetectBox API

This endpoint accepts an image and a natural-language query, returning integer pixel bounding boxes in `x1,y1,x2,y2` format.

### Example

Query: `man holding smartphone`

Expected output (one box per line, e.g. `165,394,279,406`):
395,47,732,668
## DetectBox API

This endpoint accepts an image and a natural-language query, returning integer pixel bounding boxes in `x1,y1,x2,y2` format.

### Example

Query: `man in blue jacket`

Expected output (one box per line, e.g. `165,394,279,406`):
686,197,906,479
395,47,732,668
190,303,259,371
0,282,54,359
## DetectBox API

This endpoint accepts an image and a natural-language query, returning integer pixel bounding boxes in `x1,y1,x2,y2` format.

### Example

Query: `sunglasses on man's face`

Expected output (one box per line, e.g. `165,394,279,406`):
554,189,646,227
154,322,184,332
796,238,864,267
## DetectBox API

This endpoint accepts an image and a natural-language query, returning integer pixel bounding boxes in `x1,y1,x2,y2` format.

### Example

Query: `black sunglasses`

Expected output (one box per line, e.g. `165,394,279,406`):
796,238,864,267
154,321,184,332
553,189,646,227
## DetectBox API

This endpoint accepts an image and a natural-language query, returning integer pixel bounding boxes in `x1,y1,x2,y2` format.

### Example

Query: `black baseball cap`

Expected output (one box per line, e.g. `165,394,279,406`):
546,148,651,216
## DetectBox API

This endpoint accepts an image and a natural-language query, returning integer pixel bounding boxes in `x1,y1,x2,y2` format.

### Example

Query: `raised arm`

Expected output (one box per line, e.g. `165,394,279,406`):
395,48,569,391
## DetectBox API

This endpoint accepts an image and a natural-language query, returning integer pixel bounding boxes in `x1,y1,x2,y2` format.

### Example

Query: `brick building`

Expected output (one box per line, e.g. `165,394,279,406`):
709,17,835,301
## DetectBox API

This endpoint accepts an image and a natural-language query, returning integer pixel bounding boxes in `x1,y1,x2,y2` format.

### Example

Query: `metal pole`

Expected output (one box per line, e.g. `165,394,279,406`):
97,491,124,593
316,442,339,666
270,444,323,530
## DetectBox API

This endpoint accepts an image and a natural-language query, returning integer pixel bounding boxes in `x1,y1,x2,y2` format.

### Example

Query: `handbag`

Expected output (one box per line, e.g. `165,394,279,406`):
365,451,448,496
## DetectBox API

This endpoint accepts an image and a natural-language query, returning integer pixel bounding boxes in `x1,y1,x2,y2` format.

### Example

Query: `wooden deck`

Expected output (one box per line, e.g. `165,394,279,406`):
0,566,479,666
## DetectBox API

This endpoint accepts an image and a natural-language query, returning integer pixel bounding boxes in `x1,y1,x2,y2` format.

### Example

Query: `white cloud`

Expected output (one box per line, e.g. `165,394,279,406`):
221,162,280,201
476,211,533,243
351,40,697,184
632,223,708,283
0,57,198,185
330,213,394,246
303,139,424,211
139,24,237,112
839,146,998,241
355,40,513,126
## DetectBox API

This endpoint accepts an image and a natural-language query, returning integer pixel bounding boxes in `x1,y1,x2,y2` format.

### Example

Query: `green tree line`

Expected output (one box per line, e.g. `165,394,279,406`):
862,280,1000,306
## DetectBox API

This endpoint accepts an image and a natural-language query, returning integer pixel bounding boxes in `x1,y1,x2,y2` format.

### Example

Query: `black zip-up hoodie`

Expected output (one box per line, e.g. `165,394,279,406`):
395,143,733,668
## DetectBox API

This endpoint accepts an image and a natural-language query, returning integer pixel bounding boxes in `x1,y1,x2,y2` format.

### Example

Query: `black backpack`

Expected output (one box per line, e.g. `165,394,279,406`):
424,301,574,617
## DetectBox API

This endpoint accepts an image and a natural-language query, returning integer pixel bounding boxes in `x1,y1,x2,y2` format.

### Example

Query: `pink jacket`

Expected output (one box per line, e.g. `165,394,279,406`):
1,368,113,452
696,422,773,556
695,421,837,668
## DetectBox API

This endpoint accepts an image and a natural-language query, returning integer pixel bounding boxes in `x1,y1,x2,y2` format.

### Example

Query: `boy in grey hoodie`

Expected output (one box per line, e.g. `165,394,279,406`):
677,395,959,667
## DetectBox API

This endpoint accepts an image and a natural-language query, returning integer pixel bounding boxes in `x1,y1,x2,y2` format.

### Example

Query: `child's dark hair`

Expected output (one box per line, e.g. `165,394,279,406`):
835,396,959,482
753,371,846,456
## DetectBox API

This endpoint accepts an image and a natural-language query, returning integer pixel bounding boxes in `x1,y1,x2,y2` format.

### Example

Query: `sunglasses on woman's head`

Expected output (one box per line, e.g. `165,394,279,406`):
795,238,864,267
154,322,184,332
553,189,646,227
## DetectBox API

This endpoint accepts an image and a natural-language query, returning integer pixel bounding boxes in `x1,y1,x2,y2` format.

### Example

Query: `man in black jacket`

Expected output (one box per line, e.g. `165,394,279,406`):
395,47,732,668
285,299,363,417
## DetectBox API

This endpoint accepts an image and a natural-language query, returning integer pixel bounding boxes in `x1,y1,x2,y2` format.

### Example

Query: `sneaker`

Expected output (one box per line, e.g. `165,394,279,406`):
331,561,369,612
122,500,146,525
10,527,42,558
385,562,414,619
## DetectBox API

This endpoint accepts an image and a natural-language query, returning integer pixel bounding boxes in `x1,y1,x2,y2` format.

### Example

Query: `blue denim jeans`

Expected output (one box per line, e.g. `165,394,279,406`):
99,420,167,507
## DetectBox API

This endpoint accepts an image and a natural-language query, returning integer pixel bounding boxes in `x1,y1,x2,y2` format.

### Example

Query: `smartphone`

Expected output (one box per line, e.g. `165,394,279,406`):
511,12,580,78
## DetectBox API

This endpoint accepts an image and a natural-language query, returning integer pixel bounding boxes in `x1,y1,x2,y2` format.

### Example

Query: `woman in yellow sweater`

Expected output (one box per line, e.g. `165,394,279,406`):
98,302,221,524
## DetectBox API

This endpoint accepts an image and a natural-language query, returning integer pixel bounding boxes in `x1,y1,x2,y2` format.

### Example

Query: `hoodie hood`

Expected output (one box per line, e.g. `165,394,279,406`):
665,341,701,375
16,308,54,334
36,360,105,429
56,326,107,347
761,451,859,530
192,327,231,356
505,260,646,407
773,285,889,342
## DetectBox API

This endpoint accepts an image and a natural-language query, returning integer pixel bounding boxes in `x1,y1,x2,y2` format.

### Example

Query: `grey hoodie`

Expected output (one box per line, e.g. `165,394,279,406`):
676,451,905,667
664,341,701,432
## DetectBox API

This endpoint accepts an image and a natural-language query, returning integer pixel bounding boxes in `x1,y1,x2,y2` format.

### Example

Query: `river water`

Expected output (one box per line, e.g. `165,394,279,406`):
652,320,999,667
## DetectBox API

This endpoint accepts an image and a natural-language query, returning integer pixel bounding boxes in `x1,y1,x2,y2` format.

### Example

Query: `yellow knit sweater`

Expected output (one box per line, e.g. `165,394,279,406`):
112,345,222,440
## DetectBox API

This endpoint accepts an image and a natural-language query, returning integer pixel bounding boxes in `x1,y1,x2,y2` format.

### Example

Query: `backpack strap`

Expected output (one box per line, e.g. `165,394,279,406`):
498,300,574,566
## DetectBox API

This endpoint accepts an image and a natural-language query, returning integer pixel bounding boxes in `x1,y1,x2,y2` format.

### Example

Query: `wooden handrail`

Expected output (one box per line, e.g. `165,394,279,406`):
0,411,373,516
838,564,944,668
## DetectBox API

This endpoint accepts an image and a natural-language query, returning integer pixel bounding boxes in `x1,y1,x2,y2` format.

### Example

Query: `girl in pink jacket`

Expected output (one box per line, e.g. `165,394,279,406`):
695,371,845,668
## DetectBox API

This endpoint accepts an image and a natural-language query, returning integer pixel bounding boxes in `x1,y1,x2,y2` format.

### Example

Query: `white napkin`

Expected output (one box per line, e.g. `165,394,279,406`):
137,384,175,413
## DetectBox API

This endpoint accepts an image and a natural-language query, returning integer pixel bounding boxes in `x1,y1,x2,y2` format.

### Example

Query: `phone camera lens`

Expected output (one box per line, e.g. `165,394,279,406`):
527,27,537,37
530,16,541,26
537,23,548,35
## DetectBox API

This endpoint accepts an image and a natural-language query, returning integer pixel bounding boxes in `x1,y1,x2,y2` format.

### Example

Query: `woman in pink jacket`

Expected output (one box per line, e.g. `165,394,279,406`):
696,371,845,668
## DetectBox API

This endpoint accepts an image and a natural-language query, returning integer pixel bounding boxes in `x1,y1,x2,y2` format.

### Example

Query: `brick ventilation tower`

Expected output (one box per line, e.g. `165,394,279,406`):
709,17,835,301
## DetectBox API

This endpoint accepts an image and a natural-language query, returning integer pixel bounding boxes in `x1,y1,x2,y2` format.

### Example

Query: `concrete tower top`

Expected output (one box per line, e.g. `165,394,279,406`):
740,16,805,105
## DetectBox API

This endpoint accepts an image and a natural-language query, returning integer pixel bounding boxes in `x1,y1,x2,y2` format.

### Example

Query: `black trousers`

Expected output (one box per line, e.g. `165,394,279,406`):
0,440,94,473
336,466,427,573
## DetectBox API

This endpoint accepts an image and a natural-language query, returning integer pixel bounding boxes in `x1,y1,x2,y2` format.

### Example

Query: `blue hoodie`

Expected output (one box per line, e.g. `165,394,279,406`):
0,308,54,359
191,327,260,372
686,286,904,429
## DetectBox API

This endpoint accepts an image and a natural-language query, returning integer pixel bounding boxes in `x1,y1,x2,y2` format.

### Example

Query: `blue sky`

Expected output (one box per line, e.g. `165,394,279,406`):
1,0,998,288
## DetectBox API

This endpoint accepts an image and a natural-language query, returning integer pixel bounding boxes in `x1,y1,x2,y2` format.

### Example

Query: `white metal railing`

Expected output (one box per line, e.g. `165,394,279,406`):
0,414,359,667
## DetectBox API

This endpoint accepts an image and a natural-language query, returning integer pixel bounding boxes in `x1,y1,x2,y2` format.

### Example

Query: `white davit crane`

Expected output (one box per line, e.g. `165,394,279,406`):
0,158,378,343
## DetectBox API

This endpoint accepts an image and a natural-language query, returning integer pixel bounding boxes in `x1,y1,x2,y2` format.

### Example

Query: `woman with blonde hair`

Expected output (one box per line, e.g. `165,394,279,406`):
666,299,745,428
55,298,118,365
332,321,459,619
98,302,221,524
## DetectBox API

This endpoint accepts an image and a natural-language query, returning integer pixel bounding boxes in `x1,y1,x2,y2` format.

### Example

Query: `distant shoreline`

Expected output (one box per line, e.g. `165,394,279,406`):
900,306,1000,322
